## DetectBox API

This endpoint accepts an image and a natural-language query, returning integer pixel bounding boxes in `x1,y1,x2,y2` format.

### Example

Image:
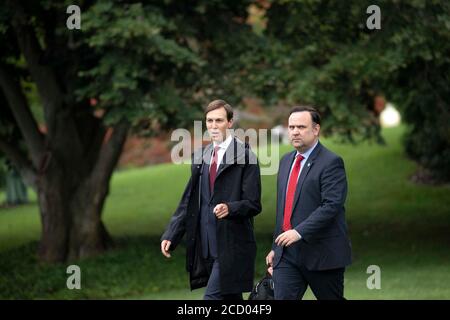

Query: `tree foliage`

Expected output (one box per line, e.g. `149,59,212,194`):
243,0,450,179
0,0,260,262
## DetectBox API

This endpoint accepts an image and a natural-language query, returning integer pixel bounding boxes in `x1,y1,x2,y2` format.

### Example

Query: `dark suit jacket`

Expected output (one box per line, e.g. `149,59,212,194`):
272,141,352,271
161,137,262,294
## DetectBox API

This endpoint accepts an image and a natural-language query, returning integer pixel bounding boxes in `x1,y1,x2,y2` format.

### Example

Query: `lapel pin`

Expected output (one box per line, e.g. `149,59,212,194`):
307,163,311,167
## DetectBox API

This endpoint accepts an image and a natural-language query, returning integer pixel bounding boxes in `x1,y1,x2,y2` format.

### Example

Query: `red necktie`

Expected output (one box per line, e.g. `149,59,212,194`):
283,154,304,231
209,146,220,192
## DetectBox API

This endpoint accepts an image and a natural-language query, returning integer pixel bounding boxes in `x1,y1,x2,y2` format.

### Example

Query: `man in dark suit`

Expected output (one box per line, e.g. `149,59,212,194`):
266,106,352,300
161,99,262,300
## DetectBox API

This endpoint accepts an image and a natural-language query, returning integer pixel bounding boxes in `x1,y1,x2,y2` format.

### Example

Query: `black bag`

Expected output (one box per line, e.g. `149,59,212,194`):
248,274,274,300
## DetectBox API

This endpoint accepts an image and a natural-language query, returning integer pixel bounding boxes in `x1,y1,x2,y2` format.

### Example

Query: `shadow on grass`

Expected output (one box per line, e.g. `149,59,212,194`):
1,220,449,300
0,235,188,299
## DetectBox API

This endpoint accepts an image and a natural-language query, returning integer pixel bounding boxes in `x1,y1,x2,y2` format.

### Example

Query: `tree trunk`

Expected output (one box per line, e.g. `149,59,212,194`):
37,164,114,263
2,2,132,264
67,177,113,261
36,120,129,263
37,169,70,263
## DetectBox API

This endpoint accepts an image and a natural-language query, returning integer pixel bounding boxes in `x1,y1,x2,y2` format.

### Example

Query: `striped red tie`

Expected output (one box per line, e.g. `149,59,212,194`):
283,154,304,231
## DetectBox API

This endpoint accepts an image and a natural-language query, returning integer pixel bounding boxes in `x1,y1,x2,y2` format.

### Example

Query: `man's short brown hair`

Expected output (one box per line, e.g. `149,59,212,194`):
289,105,321,125
204,99,234,121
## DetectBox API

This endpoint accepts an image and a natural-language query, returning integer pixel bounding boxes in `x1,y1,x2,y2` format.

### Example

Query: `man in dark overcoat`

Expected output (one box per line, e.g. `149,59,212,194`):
161,99,262,300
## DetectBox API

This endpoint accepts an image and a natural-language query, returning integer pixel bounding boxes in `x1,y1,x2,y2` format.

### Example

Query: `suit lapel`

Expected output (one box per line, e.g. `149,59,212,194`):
190,144,212,207
291,142,322,212
192,144,209,173
215,137,244,180
202,143,213,166
198,143,213,198
215,157,229,180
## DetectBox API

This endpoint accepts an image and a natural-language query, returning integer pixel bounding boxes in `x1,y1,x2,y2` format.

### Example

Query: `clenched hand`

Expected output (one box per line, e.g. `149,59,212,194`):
214,203,229,219
161,240,172,258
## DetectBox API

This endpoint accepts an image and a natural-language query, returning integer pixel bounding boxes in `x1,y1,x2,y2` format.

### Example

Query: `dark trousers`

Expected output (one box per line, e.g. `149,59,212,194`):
273,255,345,300
203,258,243,300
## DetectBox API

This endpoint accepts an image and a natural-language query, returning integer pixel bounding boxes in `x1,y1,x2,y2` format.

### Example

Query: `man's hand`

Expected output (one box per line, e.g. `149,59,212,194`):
265,250,275,276
275,230,301,247
214,203,229,219
265,250,275,267
161,240,172,258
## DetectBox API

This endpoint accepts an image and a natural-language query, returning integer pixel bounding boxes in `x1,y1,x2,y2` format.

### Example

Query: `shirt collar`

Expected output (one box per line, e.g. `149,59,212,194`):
296,140,319,160
213,134,233,150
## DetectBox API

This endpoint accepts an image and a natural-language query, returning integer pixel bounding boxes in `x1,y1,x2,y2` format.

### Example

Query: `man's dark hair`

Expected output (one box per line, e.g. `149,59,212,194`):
204,99,233,121
289,105,321,125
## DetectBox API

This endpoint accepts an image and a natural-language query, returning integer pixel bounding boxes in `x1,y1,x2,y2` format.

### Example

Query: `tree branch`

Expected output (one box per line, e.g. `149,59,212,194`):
9,0,64,134
0,64,45,168
8,1,86,162
83,116,107,173
0,138,37,190
92,119,130,187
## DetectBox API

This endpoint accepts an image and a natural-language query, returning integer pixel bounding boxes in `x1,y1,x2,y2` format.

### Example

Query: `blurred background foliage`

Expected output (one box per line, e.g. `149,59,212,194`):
243,0,450,180
1,0,449,180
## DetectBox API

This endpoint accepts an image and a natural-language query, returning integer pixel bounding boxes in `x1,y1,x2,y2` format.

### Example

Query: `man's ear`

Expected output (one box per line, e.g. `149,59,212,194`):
228,119,234,129
314,123,320,136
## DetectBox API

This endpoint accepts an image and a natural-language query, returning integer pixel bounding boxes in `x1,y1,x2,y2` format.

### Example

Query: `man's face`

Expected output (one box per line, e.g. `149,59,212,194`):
206,107,233,142
288,111,320,152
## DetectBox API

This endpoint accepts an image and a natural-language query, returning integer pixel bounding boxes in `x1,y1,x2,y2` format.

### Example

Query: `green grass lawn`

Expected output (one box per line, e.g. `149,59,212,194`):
0,126,449,299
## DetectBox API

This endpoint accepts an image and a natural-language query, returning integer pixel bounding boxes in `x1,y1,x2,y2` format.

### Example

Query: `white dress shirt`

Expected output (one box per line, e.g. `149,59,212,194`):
210,134,233,171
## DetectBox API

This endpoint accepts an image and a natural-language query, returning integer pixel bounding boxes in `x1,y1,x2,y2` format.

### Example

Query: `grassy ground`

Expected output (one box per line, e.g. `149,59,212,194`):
0,126,449,299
